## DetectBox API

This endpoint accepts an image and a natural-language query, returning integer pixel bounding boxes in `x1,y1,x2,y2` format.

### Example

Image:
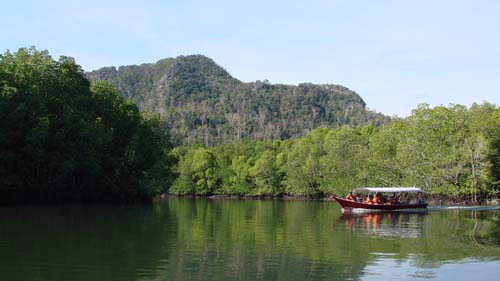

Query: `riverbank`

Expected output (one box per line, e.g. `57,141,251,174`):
156,194,500,206
156,194,324,201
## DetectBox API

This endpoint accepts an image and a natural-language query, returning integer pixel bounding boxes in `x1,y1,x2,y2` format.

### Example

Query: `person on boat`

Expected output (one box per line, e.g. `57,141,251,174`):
364,195,372,204
389,192,397,205
345,192,354,201
417,192,425,204
372,193,382,205
379,193,387,204
398,193,406,204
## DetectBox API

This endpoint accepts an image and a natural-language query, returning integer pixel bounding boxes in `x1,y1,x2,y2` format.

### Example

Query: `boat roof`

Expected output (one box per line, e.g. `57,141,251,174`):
352,187,423,194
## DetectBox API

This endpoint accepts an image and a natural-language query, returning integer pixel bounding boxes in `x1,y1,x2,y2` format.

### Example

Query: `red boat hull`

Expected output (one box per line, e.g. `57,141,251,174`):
332,196,427,211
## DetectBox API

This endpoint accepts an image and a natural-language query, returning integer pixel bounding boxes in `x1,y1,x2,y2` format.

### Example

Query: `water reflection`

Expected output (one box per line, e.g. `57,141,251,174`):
337,211,427,239
0,204,178,281
1,200,499,281
466,209,500,248
361,255,500,281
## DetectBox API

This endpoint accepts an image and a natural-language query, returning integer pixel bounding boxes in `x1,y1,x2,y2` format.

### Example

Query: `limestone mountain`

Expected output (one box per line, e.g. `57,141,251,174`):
87,55,390,145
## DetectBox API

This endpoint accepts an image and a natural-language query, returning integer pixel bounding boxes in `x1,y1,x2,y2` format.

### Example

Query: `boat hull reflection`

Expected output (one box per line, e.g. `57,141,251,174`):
337,211,428,238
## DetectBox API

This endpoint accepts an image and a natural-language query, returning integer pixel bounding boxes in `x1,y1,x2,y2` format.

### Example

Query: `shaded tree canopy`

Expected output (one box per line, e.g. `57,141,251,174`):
0,47,176,203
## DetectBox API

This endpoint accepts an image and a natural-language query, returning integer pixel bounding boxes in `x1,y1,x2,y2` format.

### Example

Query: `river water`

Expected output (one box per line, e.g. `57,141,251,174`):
1,199,499,281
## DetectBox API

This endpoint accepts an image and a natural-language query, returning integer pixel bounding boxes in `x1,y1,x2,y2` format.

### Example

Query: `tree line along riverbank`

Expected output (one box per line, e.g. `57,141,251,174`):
1,48,499,203
169,102,500,204
155,194,500,206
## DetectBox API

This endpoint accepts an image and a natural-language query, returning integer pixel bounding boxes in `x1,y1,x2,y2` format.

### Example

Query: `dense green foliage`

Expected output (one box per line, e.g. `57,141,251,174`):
2,47,498,202
87,55,390,146
171,103,500,201
0,48,175,202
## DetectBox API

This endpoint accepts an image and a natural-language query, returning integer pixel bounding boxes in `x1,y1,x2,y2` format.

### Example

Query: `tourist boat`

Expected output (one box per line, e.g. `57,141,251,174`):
332,187,427,212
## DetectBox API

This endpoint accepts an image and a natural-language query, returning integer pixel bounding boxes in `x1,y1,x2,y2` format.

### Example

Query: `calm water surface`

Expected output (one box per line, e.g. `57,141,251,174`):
1,199,499,281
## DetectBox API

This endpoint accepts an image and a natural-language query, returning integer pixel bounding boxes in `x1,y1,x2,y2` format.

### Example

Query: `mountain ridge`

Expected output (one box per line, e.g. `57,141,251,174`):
87,55,390,145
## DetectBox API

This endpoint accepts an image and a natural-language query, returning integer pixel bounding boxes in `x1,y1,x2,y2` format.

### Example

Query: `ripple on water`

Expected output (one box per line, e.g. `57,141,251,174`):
428,205,500,211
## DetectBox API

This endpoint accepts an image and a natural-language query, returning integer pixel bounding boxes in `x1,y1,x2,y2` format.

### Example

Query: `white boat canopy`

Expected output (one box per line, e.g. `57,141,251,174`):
352,187,423,194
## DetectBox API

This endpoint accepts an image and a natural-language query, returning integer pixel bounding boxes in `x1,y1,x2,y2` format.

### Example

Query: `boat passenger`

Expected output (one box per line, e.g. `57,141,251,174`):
389,192,397,205
417,192,425,204
346,192,354,201
379,193,387,204
372,193,381,205
364,195,372,204
398,193,406,204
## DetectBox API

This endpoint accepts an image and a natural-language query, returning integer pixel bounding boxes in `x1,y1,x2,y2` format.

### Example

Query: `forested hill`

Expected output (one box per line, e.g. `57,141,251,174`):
87,55,390,145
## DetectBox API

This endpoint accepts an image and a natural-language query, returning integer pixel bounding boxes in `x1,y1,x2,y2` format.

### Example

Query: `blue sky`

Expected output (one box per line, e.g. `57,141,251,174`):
2,0,499,116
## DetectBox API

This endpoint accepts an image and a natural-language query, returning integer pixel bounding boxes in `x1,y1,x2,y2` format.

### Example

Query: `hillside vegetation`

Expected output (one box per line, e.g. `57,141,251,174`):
3,47,498,203
87,55,390,145
170,103,500,202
